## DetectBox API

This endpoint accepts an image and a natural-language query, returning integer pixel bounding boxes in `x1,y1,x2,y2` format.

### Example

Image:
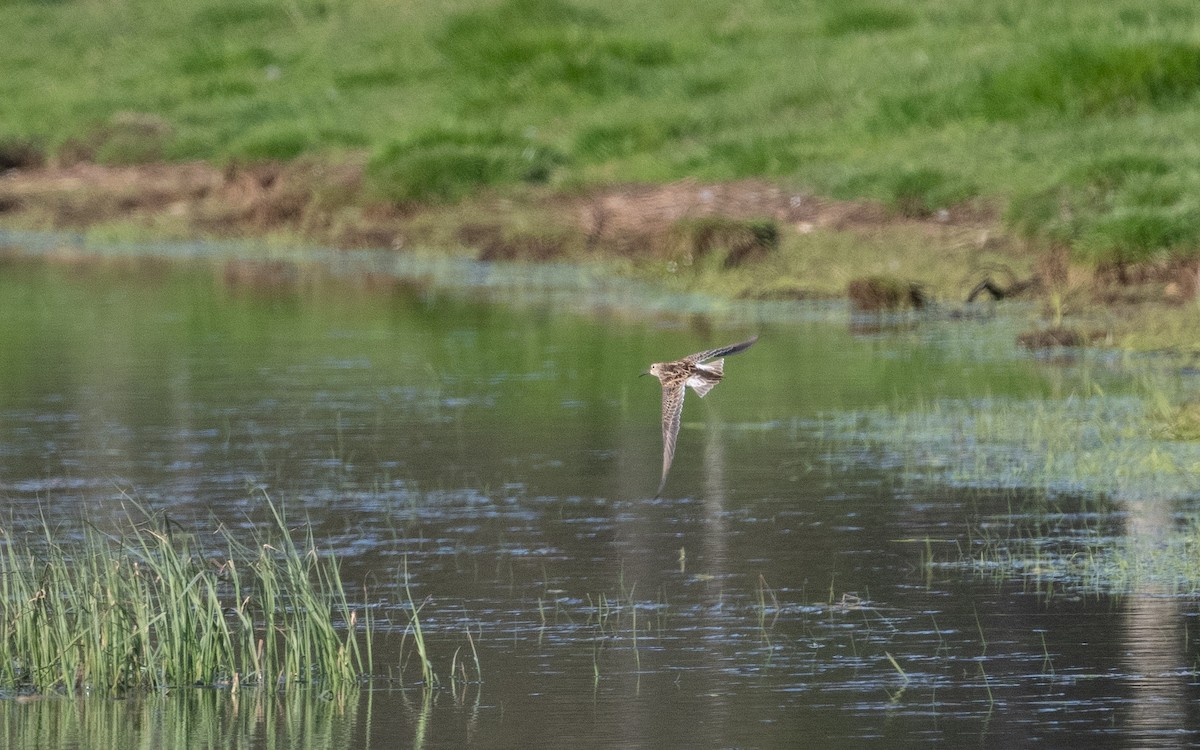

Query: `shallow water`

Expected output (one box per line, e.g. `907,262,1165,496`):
2,242,1200,748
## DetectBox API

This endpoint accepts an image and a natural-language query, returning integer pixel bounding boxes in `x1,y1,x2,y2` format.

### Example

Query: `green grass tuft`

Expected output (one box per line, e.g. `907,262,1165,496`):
1077,209,1199,264
884,167,977,218
1007,151,1200,264
227,124,316,161
437,0,673,101
981,42,1200,119
824,5,915,36
189,1,285,32
883,41,1200,128
574,116,701,162
690,135,808,179
0,496,371,695
367,128,567,204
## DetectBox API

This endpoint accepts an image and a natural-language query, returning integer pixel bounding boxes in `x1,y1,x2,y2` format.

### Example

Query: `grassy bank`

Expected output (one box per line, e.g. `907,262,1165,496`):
4,1,1200,256
2,0,1200,344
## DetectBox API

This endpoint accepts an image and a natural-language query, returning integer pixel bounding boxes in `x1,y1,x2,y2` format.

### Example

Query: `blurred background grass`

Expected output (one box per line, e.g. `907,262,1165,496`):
4,0,1200,264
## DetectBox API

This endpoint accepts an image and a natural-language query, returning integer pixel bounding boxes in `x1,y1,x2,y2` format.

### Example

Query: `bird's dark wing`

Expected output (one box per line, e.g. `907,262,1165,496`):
656,382,686,497
685,335,758,364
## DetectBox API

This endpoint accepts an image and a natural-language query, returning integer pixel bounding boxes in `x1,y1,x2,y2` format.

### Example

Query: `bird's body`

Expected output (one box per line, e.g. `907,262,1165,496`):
643,336,758,496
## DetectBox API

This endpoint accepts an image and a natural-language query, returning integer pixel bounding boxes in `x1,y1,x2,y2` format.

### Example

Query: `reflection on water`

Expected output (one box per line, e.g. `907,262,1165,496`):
1122,496,1188,747
2,245,1200,747
0,688,367,750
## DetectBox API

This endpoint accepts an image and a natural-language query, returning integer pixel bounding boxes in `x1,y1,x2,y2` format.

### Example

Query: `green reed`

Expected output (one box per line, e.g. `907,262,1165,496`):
398,556,436,687
756,573,780,632
0,498,371,695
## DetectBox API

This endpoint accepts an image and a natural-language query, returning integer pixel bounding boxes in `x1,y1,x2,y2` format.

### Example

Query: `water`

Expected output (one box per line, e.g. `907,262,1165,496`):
2,244,1200,748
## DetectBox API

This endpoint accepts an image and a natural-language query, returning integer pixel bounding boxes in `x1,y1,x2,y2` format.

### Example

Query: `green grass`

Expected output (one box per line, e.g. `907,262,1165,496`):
0,497,371,695
5,0,1200,265
366,126,566,204
881,167,979,218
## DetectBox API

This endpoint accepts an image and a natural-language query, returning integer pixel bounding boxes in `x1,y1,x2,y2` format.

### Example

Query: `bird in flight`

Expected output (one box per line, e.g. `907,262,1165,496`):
642,335,758,497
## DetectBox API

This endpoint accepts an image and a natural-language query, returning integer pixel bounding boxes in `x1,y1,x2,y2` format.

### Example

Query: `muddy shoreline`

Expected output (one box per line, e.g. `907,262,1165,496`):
2,159,1198,326
0,159,995,260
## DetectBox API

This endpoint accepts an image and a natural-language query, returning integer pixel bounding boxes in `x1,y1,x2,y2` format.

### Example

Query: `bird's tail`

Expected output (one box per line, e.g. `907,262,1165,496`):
688,359,723,397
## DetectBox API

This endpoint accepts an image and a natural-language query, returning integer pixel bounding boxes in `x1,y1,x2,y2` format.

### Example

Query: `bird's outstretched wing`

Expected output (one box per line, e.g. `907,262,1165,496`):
656,382,686,498
685,335,759,364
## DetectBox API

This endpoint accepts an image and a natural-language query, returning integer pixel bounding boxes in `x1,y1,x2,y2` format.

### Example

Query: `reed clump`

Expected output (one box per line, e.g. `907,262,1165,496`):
0,499,371,695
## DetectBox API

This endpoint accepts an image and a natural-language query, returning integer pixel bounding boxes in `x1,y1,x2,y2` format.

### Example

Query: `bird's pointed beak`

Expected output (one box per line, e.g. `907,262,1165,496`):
639,371,650,377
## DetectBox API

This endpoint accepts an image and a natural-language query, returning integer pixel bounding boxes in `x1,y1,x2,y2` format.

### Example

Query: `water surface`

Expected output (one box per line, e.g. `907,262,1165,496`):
2,244,1199,748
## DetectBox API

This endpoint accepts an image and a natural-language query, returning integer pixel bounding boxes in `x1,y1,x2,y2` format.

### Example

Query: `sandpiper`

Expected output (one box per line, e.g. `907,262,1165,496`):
642,335,758,497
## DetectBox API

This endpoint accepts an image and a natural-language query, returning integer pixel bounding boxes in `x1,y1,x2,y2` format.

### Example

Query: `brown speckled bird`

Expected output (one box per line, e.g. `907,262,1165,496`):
641,335,758,497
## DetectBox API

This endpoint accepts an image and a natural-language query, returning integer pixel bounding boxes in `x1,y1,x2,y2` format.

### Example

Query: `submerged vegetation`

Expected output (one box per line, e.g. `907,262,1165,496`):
832,371,1200,593
932,511,1200,596
0,497,370,695
830,379,1200,503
